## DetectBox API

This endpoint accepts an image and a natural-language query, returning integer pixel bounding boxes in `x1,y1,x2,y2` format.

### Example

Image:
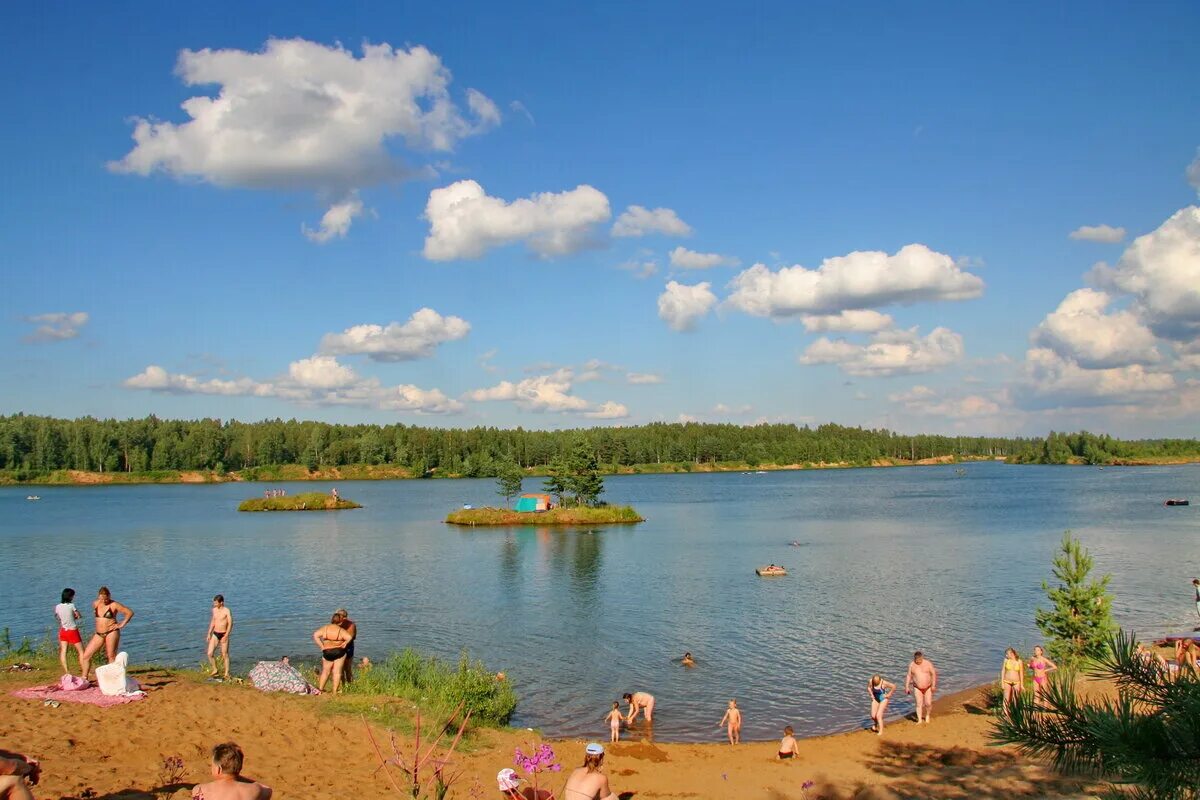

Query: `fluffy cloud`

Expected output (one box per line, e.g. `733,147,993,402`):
1088,206,1200,341
668,246,739,269
725,244,983,317
22,312,89,343
1068,224,1126,243
626,372,664,384
658,281,717,332
319,308,470,362
302,196,365,243
124,360,462,414
1031,289,1160,369
889,385,1001,418
800,310,894,333
465,368,623,417
799,327,965,377
1018,347,1175,409
617,258,658,279
612,206,692,238
422,180,611,260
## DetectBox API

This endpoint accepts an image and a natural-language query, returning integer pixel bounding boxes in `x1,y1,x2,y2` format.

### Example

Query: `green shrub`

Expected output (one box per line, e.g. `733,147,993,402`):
346,649,517,727
0,627,57,670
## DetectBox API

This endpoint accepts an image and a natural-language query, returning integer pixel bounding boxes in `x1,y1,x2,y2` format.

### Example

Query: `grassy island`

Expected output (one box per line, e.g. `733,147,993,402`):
237,492,361,512
446,505,643,526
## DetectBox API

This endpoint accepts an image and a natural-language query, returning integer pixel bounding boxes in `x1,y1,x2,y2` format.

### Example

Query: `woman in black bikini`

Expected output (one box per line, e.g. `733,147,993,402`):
312,612,350,694
81,586,133,678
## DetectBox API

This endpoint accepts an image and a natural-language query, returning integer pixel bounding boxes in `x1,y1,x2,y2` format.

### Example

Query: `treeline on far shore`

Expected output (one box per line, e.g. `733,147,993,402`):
1,413,1198,483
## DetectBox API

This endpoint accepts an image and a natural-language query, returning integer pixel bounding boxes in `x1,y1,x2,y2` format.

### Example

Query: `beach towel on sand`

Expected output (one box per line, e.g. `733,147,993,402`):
248,660,320,695
11,683,145,707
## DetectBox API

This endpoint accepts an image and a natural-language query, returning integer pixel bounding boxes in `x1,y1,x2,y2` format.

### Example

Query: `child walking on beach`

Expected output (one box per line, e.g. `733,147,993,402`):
605,701,623,743
718,699,742,745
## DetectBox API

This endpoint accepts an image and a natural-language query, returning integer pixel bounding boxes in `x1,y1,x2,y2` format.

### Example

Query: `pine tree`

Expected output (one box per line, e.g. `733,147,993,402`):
565,438,605,507
496,462,524,506
1035,532,1115,668
992,631,1200,798
542,457,568,507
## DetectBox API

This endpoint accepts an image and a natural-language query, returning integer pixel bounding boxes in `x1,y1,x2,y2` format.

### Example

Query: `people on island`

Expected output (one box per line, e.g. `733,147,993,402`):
207,594,233,679
190,742,272,800
681,651,695,667
313,612,351,693
1028,645,1057,704
604,701,623,743
868,674,896,735
905,650,937,724
623,691,655,723
335,607,356,684
81,586,133,678
561,743,618,800
0,748,40,800
718,698,742,744
54,588,87,678
1000,648,1024,711
777,725,799,759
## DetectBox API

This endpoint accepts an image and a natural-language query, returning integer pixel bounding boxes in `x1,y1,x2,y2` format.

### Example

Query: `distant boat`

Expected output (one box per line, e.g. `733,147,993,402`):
1165,499,1190,506
756,565,787,577
755,470,768,475
25,495,40,501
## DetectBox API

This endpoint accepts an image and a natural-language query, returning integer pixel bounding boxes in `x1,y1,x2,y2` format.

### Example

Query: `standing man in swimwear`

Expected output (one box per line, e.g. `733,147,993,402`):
206,595,233,679
81,586,133,679
904,651,937,724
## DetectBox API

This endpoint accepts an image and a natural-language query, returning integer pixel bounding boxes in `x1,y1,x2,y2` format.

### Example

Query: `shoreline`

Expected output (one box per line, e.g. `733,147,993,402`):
5,454,1197,487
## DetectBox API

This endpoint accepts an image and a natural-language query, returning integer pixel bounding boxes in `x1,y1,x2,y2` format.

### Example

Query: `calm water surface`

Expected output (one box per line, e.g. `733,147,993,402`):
2,462,1197,742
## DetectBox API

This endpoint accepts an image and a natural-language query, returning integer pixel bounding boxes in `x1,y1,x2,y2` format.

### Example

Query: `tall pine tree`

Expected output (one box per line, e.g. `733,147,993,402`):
565,438,605,507
1035,532,1115,668
496,462,524,506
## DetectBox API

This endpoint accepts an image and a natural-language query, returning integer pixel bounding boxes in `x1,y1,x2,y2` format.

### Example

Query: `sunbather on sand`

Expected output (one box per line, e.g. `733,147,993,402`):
0,749,39,800
623,691,655,723
191,742,271,799
562,743,617,800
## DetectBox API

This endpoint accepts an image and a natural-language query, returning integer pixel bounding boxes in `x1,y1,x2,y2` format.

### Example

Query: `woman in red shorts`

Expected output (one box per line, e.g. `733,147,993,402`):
54,588,87,678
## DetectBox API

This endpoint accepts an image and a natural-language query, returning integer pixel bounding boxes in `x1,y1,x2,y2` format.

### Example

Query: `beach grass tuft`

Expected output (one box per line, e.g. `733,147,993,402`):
343,648,517,727
0,627,58,672
445,505,643,526
237,492,362,512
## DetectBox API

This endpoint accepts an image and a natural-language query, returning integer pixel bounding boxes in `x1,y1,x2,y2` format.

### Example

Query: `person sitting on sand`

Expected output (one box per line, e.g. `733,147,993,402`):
777,725,799,759
191,742,271,800
336,607,357,684
0,749,39,800
1176,638,1198,674
562,743,617,800
82,586,133,678
718,699,742,744
55,587,87,678
1028,645,1057,704
313,612,351,694
207,595,233,679
905,651,937,724
605,701,623,743
1000,648,1024,711
623,691,655,723
867,674,896,735
681,652,695,667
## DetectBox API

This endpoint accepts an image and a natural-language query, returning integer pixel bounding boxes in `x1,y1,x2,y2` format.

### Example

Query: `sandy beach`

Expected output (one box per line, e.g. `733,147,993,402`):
0,663,1107,800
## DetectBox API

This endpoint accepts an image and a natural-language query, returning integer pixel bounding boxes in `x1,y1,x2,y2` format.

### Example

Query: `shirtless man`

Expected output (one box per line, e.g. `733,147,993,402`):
206,595,233,679
623,691,655,723
0,749,39,800
905,651,938,723
561,743,617,800
190,742,271,800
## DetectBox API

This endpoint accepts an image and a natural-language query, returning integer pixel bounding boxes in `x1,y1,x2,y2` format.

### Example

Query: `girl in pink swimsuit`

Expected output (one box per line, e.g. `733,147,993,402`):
1029,645,1057,706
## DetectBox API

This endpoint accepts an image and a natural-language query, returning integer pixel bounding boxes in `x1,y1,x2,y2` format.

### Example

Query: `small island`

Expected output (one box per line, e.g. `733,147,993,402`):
238,491,362,512
446,505,643,526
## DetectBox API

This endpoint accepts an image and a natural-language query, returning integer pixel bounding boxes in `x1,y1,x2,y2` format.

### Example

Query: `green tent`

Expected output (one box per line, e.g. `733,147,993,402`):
514,496,539,512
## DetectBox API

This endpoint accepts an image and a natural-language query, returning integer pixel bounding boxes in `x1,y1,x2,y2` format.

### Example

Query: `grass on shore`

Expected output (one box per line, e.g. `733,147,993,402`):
446,505,643,526
237,492,362,512
0,628,58,672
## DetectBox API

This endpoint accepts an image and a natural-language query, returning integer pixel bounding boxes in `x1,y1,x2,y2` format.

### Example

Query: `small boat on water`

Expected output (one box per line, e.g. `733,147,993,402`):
1165,499,1190,506
756,565,787,577
25,495,39,501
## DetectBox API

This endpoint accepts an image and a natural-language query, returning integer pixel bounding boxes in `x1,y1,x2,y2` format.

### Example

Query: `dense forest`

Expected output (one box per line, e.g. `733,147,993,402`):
0,414,1197,480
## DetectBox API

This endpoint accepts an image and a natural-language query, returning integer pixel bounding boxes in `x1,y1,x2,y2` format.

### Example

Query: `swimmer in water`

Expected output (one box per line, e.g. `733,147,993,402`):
681,652,695,667
623,691,655,724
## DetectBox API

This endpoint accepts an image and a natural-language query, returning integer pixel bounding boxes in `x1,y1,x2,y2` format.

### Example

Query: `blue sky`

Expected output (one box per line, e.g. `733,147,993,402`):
2,2,1199,436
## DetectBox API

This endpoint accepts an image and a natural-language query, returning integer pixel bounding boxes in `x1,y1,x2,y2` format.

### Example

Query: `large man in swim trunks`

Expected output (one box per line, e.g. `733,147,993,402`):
623,691,655,723
905,651,937,724
206,595,233,679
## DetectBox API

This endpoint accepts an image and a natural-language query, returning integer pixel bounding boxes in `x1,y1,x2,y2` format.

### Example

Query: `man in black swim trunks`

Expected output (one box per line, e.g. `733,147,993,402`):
206,594,233,679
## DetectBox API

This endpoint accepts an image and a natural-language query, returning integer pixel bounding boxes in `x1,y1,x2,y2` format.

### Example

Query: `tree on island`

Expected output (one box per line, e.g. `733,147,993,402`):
542,456,568,507
992,630,1200,798
1036,532,1115,669
496,462,524,506
565,438,605,507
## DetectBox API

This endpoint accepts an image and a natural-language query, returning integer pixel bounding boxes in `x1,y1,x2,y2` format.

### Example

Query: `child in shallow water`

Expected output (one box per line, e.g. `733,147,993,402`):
778,725,799,759
718,699,742,745
604,701,623,743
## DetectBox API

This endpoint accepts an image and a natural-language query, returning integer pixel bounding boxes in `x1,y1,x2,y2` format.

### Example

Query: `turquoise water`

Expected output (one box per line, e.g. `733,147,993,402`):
1,462,1197,742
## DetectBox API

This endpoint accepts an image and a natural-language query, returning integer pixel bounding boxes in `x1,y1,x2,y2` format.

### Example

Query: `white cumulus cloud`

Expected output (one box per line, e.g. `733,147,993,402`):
800,310,895,333
123,366,270,397
22,311,89,343
889,385,1002,419
1068,224,1126,243
287,355,359,389
612,206,692,238
725,244,983,317
799,327,965,377
1031,288,1160,369
1017,347,1175,409
465,368,625,417
668,246,739,270
658,281,717,332
302,196,365,243
319,308,470,362
582,401,630,419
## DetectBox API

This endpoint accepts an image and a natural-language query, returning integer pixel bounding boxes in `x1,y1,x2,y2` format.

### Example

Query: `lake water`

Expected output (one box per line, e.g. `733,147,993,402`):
2,462,1197,742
